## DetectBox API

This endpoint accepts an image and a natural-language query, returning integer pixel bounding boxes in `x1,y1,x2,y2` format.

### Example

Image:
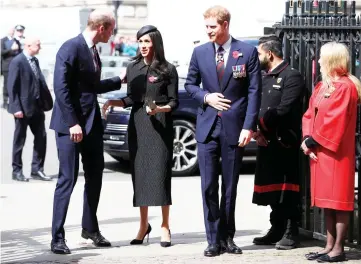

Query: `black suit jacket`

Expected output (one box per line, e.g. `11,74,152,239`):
1,37,22,75
7,53,53,116
50,34,122,135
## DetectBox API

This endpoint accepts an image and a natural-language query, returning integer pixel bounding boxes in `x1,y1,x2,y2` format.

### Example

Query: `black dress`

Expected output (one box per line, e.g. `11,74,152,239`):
122,59,179,207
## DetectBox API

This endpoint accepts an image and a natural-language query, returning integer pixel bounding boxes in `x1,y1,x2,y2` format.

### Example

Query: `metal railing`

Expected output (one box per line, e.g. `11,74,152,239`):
270,0,361,247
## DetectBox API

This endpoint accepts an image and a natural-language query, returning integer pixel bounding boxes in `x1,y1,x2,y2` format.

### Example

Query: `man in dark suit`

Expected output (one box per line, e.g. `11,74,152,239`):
1,26,22,109
50,9,123,254
7,37,52,182
185,5,261,257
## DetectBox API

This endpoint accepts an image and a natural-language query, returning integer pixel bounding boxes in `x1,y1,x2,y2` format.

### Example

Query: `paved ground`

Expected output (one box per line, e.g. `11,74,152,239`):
1,105,361,264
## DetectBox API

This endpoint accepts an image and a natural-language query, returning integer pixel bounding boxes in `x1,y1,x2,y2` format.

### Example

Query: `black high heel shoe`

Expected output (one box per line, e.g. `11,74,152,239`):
130,224,152,245
160,229,171,247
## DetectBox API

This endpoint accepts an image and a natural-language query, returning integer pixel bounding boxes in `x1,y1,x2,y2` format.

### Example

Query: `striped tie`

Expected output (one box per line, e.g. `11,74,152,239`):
216,46,225,83
92,45,101,72
29,57,40,79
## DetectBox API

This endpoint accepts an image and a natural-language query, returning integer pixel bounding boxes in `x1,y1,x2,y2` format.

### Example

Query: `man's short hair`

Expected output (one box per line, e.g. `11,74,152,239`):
203,5,231,24
87,9,115,30
258,35,283,59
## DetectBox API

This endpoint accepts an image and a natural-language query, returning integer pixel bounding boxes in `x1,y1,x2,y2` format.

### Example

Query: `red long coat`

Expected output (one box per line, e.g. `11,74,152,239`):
302,77,358,211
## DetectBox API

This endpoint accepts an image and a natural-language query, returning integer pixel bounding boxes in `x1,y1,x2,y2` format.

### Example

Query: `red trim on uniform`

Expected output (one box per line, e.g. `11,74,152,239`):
259,117,268,131
254,183,300,193
277,63,289,73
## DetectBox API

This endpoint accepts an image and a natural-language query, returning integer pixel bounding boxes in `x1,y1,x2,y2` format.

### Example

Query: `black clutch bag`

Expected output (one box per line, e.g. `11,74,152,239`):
144,96,156,110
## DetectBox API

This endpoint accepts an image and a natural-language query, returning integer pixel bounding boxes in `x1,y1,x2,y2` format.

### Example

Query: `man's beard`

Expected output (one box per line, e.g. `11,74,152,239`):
260,58,270,71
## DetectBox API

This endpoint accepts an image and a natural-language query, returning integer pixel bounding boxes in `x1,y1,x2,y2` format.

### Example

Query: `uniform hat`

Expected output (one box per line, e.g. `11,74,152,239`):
15,25,25,31
136,25,157,40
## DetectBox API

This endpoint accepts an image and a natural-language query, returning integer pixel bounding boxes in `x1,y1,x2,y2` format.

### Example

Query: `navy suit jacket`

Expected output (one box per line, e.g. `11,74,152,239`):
7,53,51,116
50,34,122,135
185,38,262,145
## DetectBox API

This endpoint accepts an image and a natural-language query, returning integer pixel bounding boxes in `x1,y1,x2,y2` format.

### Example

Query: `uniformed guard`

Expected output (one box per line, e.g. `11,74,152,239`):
252,35,304,250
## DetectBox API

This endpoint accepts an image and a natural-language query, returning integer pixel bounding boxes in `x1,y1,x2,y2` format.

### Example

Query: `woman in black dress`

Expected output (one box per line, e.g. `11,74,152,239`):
102,25,178,247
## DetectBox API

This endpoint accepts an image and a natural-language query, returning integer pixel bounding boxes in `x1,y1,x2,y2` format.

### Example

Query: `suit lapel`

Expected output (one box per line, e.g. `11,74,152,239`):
78,34,98,73
221,38,242,91
20,53,37,79
205,42,221,91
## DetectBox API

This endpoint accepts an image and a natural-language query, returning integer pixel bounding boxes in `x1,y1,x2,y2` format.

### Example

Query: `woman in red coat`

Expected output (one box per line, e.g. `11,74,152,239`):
301,42,361,262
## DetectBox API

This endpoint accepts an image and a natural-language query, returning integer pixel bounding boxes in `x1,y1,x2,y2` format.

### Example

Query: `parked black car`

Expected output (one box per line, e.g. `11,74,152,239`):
98,77,257,176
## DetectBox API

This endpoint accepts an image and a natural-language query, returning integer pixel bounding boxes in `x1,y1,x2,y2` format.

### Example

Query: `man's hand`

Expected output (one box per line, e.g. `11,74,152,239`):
69,124,83,143
14,111,23,118
205,93,231,111
238,129,252,147
11,42,19,50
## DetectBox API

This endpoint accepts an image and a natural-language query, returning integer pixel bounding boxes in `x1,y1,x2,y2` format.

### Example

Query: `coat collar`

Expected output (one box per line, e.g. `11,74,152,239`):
266,60,289,76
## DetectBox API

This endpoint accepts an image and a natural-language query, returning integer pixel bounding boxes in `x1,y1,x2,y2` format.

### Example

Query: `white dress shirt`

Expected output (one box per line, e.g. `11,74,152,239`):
214,35,232,67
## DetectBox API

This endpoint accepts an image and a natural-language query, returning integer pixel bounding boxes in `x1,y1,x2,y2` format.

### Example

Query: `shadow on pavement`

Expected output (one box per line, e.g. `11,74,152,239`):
110,229,262,247
346,248,361,261
1,216,152,264
105,160,131,174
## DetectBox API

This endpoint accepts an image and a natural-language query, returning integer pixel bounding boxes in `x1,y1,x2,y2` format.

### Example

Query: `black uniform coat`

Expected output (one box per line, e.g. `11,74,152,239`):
252,61,304,206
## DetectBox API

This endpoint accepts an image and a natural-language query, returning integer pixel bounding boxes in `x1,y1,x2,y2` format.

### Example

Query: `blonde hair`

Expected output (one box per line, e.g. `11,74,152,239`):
320,42,361,100
203,5,231,24
87,9,115,30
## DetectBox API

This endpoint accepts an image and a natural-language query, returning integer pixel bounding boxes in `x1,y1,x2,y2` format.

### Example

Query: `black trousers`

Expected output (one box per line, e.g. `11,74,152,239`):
270,203,301,227
2,72,8,104
12,112,47,173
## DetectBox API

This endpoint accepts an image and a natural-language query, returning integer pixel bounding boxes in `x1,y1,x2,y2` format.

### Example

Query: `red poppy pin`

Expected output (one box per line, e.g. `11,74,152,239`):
232,51,243,58
148,75,158,83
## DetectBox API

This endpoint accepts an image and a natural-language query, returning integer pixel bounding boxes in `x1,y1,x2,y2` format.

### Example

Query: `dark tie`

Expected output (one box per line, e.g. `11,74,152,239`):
29,57,40,79
216,46,225,83
92,45,101,71
29,57,40,99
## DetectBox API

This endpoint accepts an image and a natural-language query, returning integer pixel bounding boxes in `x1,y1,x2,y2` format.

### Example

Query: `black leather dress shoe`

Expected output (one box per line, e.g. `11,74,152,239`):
204,244,220,257
317,253,346,263
225,238,243,254
51,239,71,254
31,171,52,181
81,229,111,247
12,172,29,182
305,252,327,260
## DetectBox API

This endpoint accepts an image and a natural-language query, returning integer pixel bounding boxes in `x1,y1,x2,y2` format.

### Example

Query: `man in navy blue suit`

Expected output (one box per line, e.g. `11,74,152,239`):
7,37,53,182
50,9,124,254
185,5,261,257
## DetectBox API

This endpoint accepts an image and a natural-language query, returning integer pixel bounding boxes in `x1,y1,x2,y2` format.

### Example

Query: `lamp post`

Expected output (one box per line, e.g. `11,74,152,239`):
112,0,123,35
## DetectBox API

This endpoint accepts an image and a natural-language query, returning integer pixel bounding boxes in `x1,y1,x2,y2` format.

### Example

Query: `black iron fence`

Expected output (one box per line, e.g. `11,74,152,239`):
269,0,361,247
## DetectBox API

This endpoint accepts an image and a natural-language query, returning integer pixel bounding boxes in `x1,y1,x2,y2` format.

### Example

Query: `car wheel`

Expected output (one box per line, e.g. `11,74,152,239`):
172,119,198,176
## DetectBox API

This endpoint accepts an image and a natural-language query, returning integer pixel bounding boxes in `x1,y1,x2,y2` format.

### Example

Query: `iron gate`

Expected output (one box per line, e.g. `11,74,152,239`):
268,0,361,247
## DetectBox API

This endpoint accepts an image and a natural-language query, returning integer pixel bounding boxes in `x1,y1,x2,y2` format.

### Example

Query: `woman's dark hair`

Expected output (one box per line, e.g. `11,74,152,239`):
131,30,170,77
